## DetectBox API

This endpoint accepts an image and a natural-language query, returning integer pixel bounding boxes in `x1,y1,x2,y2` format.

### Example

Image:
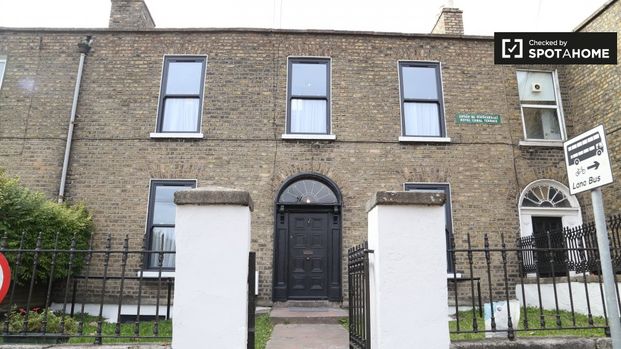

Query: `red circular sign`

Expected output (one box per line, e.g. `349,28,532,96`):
0,253,11,304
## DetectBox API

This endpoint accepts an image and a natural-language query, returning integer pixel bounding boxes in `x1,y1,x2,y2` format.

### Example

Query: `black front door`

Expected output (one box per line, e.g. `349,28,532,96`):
287,212,329,299
532,216,567,277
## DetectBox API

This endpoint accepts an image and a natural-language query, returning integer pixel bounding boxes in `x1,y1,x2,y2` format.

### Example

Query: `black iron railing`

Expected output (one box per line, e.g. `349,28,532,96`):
247,251,256,349
348,241,372,349
0,232,174,344
448,214,621,340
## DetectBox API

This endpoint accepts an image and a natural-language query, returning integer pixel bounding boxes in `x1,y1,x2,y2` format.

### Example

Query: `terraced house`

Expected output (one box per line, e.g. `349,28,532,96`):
0,0,618,312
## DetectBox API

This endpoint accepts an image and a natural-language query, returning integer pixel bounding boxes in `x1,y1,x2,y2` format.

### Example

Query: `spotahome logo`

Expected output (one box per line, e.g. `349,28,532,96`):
494,32,617,64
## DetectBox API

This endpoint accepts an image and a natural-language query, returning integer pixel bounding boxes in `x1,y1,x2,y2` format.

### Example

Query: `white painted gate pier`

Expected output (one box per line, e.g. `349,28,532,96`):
367,191,450,349
172,187,253,349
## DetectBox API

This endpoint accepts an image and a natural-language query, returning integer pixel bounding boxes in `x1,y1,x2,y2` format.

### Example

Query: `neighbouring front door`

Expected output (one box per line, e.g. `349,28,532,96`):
532,216,567,277
287,212,329,299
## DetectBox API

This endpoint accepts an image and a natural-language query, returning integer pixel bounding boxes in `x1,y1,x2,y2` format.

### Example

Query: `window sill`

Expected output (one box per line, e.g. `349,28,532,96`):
399,136,451,143
137,271,175,278
281,134,336,140
150,132,204,139
519,140,564,147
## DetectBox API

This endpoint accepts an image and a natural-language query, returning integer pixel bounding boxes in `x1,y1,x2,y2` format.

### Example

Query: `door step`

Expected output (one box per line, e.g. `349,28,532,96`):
273,300,342,309
270,301,348,324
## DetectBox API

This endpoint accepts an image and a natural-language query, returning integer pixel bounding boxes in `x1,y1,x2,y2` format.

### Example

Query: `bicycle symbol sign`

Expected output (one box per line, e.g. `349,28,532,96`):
564,125,614,195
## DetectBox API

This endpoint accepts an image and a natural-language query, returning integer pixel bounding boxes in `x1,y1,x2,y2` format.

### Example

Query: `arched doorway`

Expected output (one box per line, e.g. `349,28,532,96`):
518,179,582,238
272,173,342,302
518,179,582,276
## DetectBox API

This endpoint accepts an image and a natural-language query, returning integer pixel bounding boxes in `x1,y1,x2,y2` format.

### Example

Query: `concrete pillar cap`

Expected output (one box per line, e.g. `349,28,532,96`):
174,186,254,211
366,191,445,212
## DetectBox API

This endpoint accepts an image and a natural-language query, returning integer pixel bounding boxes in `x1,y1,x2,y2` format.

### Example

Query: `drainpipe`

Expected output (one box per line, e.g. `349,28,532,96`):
58,36,92,204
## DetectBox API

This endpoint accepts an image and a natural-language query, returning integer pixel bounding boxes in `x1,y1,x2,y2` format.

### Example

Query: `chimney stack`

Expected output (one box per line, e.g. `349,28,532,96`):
109,0,155,29
431,6,464,35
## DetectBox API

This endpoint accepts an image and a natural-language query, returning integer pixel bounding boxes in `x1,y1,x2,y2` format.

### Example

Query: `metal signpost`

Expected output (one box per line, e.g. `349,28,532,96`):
564,124,618,347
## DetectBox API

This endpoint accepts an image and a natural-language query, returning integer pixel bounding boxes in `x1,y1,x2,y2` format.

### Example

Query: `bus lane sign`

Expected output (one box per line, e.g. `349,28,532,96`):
564,125,614,195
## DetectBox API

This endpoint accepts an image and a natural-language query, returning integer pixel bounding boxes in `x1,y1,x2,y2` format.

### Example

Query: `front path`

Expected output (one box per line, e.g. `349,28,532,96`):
266,324,348,349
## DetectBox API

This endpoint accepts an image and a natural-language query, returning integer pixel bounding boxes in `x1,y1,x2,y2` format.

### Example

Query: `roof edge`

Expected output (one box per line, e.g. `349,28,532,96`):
0,26,494,40
574,0,618,31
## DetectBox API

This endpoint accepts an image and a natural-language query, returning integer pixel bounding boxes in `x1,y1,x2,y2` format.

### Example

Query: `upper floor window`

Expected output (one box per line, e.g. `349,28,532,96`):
287,58,331,135
0,57,6,90
146,179,196,269
517,70,565,142
156,56,206,133
399,62,445,137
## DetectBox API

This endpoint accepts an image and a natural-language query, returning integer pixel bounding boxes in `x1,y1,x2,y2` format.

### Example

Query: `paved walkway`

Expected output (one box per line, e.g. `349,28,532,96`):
266,324,349,349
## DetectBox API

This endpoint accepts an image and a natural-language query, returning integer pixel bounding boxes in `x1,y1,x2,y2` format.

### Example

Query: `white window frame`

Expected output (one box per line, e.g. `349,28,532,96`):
517,69,566,147
282,56,335,140
150,54,207,139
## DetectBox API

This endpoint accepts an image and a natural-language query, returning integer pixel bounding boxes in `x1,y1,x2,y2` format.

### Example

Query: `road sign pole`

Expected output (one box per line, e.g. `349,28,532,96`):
592,187,621,347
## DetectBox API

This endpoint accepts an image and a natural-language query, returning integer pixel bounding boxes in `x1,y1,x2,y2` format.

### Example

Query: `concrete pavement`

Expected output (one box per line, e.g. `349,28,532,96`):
265,324,349,349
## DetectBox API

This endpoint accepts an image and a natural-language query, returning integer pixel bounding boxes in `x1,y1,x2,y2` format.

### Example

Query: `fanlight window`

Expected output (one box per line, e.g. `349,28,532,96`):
521,184,571,208
278,179,338,205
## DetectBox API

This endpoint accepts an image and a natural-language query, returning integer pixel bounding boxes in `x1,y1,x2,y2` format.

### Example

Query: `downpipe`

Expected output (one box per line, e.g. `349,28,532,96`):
58,36,92,204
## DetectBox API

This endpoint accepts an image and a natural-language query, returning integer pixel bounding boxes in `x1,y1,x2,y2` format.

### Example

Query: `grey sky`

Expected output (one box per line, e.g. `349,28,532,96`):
0,0,609,35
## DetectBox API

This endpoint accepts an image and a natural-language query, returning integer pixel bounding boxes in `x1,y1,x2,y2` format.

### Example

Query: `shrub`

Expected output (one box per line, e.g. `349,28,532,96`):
0,169,93,284
8,308,78,334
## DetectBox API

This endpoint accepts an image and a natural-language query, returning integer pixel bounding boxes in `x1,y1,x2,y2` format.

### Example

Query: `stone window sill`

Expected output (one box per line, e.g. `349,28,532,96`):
281,134,337,140
519,140,564,147
150,132,204,139
137,271,175,278
399,136,451,143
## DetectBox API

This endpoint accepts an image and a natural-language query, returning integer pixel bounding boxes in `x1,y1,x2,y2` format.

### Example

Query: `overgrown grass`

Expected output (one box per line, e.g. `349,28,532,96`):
65,314,274,346
340,307,608,342
0,313,274,346
68,316,172,344
256,314,274,349
450,307,608,341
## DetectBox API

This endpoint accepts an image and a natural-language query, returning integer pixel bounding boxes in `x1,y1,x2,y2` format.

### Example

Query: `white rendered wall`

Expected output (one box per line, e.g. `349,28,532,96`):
517,281,621,317
172,204,251,349
368,204,448,349
50,303,173,323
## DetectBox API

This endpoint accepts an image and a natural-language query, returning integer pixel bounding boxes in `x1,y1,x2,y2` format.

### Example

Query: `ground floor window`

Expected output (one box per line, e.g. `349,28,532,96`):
146,179,196,269
404,183,454,273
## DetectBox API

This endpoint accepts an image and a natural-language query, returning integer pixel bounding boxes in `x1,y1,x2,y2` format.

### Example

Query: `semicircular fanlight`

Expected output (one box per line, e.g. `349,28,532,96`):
278,179,338,205
521,184,571,208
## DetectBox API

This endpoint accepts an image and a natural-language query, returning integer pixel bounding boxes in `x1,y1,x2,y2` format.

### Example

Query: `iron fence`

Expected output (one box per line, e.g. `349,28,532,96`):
0,232,174,344
0,231,261,345
348,241,372,349
448,214,621,340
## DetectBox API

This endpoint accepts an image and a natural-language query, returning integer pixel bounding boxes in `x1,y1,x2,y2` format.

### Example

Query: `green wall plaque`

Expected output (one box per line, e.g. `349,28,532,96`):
456,113,501,125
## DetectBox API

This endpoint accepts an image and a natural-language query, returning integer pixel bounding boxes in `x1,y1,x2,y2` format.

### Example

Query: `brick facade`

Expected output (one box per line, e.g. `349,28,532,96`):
0,1,618,304
564,0,621,217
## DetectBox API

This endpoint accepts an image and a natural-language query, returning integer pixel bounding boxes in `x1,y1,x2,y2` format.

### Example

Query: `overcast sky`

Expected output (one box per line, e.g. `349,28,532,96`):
0,0,609,35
